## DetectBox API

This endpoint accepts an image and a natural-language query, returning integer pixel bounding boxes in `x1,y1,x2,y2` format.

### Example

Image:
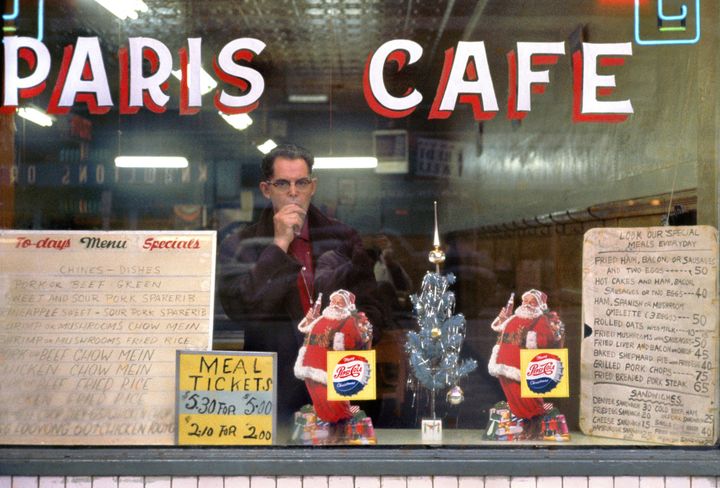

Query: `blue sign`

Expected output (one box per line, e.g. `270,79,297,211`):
634,0,700,45
2,0,44,41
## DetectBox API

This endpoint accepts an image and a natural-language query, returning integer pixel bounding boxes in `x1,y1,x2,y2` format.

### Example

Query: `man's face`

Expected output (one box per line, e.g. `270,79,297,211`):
522,295,539,308
259,157,316,213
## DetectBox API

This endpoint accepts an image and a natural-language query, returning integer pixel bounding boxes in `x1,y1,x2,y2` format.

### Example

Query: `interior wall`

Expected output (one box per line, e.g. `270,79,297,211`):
443,18,707,231
696,0,719,228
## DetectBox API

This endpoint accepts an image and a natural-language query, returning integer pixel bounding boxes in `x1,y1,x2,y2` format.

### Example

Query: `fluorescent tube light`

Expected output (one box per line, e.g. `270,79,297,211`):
288,94,329,103
257,139,278,154
17,107,53,127
314,157,378,169
115,156,188,169
94,0,148,20
172,68,218,96
219,112,253,131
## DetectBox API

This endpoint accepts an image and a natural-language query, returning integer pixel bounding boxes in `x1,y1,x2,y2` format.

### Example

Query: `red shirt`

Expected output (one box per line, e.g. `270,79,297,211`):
287,219,314,314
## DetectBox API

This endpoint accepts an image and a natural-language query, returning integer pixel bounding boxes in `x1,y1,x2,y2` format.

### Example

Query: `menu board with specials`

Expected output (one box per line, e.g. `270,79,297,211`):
580,226,719,445
0,230,215,445
176,351,276,445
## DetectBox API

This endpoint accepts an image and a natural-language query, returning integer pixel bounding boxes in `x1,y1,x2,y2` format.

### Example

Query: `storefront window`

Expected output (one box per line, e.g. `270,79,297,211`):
1,0,717,448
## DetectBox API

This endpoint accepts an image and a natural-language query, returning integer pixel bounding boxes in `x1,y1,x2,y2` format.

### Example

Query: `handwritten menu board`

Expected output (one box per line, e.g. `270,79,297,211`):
176,351,276,445
580,226,718,445
0,230,215,445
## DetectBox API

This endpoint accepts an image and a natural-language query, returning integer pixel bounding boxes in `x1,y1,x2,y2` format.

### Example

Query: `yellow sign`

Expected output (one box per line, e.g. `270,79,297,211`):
326,350,376,401
520,349,570,398
176,351,276,445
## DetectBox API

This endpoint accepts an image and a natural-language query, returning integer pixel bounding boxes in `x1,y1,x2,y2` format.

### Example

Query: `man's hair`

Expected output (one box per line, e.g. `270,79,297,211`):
261,144,314,180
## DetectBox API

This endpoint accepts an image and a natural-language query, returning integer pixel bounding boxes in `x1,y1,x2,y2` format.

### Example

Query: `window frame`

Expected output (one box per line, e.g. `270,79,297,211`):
2,447,720,476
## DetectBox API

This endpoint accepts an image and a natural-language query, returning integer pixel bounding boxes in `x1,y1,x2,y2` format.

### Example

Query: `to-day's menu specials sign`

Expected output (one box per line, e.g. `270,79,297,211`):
0,231,215,445
580,226,718,445
176,351,276,445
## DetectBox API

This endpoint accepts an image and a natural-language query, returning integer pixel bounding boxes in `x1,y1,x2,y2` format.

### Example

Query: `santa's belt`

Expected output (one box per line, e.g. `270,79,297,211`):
306,334,333,348
499,331,523,345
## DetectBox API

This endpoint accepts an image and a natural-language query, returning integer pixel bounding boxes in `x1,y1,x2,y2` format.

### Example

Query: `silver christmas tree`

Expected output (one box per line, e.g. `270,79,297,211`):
405,202,477,419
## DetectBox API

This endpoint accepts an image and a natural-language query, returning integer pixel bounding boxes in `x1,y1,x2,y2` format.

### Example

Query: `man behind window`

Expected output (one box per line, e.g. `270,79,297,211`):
218,144,381,424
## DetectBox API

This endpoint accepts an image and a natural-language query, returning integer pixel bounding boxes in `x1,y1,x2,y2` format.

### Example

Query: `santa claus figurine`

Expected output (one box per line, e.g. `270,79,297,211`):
488,289,564,423
294,289,373,423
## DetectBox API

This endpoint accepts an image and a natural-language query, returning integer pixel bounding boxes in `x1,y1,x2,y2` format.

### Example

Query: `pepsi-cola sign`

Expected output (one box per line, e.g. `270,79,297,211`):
525,352,564,394
331,354,371,397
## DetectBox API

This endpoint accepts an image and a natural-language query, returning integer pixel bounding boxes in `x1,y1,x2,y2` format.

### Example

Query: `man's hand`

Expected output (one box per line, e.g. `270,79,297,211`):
273,203,306,251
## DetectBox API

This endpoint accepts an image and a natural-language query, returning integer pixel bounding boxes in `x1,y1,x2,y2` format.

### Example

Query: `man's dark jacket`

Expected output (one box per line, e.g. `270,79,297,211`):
218,204,381,420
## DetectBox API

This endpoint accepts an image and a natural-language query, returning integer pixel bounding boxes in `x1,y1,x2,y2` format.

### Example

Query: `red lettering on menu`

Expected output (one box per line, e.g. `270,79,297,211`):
14,237,71,250
143,237,201,251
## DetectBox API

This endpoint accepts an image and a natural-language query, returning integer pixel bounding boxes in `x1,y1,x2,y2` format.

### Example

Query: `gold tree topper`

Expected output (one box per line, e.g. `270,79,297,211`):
428,200,446,272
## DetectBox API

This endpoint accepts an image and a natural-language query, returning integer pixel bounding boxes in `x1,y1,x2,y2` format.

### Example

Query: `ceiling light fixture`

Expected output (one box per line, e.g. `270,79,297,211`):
314,157,378,169
93,0,148,20
172,68,218,96
17,106,54,127
219,112,253,131
114,156,189,169
257,139,278,154
288,94,329,104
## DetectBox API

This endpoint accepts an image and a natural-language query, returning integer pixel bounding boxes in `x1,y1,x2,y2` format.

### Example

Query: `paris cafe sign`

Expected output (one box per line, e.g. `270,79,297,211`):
2,36,633,124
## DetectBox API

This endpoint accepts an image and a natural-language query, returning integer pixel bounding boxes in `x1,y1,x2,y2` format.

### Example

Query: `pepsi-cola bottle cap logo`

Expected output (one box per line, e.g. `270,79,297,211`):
332,354,370,397
525,353,563,394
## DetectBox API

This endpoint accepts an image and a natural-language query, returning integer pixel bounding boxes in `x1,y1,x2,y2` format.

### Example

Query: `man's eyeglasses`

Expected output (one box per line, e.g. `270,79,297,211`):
266,177,314,192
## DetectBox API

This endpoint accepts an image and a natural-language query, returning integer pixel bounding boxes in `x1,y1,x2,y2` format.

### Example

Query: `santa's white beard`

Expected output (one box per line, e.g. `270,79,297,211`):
514,304,543,319
322,305,352,320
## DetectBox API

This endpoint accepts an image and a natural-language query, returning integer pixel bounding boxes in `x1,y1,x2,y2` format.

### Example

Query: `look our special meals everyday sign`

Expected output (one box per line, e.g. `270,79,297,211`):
580,226,718,445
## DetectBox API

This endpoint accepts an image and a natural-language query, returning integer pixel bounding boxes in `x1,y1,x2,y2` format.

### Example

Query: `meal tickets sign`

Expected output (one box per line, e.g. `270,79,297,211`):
176,351,276,445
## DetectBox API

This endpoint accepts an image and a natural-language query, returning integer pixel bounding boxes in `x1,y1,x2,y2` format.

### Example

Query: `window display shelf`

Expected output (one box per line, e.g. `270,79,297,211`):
374,430,654,446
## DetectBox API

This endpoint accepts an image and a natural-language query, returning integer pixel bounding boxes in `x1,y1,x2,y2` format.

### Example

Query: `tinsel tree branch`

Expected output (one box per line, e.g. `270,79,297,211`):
405,271,478,404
